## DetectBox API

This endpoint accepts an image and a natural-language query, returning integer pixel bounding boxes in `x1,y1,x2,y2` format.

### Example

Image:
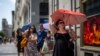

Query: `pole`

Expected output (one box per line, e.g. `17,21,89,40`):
69,0,73,30
74,0,77,56
70,0,77,56
71,0,73,10
30,0,32,23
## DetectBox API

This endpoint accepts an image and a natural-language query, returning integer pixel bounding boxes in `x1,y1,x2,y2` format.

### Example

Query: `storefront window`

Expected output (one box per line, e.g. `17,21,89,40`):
83,15,100,46
83,0,100,16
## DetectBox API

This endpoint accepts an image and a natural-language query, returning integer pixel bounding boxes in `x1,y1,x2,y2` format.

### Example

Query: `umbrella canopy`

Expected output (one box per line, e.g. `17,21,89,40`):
51,9,87,25
43,23,50,30
22,23,32,32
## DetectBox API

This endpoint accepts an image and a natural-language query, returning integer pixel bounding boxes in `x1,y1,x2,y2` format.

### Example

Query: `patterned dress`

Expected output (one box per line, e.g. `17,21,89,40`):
27,33,40,56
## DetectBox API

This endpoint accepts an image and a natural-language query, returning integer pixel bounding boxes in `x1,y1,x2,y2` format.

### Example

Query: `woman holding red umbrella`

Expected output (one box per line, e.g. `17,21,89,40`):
51,9,86,56
53,19,74,56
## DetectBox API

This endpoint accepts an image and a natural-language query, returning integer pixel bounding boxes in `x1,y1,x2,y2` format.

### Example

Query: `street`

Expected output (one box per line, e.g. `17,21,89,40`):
0,42,52,56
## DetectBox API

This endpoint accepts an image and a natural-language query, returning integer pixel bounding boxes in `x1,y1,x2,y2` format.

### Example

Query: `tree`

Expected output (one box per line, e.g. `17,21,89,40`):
0,31,5,38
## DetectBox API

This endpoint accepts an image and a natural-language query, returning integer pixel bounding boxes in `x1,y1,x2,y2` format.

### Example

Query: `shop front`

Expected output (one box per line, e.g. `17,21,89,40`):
80,0,100,56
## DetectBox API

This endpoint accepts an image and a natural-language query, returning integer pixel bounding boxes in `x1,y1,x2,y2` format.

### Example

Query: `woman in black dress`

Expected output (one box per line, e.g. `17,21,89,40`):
53,20,74,56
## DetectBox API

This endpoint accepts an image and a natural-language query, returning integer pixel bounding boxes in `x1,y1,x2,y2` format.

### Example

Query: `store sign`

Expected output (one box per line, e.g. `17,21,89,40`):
40,18,48,24
84,15,100,46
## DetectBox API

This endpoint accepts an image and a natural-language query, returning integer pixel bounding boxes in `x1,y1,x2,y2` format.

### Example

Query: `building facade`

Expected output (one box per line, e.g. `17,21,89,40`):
8,25,12,38
49,0,81,56
15,0,49,30
15,0,24,29
80,0,100,56
2,19,9,38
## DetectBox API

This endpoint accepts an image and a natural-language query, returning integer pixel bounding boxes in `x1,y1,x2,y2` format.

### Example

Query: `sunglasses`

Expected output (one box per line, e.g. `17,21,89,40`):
59,21,64,24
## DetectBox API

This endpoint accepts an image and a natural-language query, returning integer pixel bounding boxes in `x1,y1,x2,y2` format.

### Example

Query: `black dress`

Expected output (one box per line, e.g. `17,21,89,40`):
17,35,23,52
53,33,74,56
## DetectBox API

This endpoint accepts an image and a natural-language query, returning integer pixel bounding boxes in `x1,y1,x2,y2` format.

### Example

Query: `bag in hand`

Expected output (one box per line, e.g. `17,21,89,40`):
21,37,28,48
41,41,49,53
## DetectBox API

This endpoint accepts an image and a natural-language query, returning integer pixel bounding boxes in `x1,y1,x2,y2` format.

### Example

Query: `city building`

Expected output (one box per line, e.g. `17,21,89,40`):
2,18,12,38
2,18,9,38
15,0,22,29
12,11,16,32
12,11,16,38
80,0,100,56
8,25,12,38
15,0,49,30
12,11,14,31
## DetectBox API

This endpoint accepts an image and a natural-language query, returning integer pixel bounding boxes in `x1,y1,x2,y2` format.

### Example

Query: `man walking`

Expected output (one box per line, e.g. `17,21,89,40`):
37,24,47,55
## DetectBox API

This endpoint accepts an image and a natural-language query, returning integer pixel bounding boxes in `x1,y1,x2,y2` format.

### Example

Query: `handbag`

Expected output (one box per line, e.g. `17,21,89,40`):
41,40,49,53
21,37,28,48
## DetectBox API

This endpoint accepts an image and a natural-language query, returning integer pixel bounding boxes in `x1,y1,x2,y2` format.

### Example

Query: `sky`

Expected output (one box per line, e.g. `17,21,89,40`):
0,0,16,30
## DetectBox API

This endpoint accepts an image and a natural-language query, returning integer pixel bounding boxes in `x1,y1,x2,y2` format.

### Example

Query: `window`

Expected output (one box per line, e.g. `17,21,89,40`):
83,0,100,16
83,15,100,46
39,3,49,15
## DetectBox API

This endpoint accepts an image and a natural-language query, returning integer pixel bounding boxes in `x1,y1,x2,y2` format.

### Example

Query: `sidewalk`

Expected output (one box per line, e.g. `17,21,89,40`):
0,42,18,56
0,42,52,56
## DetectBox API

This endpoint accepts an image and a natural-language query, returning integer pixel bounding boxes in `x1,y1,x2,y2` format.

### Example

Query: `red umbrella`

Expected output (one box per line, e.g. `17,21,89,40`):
51,9,87,25
51,9,65,22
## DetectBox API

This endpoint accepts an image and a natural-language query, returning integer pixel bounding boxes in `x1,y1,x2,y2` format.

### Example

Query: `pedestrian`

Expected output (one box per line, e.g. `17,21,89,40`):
16,28,23,56
52,19,74,56
37,24,47,56
21,30,28,56
27,25,40,56
3,36,6,44
41,30,54,54
46,31,53,51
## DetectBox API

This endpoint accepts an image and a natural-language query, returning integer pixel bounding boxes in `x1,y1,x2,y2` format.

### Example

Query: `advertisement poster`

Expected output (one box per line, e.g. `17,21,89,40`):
84,15,100,46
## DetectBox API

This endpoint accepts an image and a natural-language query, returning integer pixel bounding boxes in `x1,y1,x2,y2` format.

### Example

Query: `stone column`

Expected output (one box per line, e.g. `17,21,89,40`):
30,0,40,30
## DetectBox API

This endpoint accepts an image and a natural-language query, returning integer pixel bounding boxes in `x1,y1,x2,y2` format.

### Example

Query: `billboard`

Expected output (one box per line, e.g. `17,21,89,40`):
84,15,100,46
